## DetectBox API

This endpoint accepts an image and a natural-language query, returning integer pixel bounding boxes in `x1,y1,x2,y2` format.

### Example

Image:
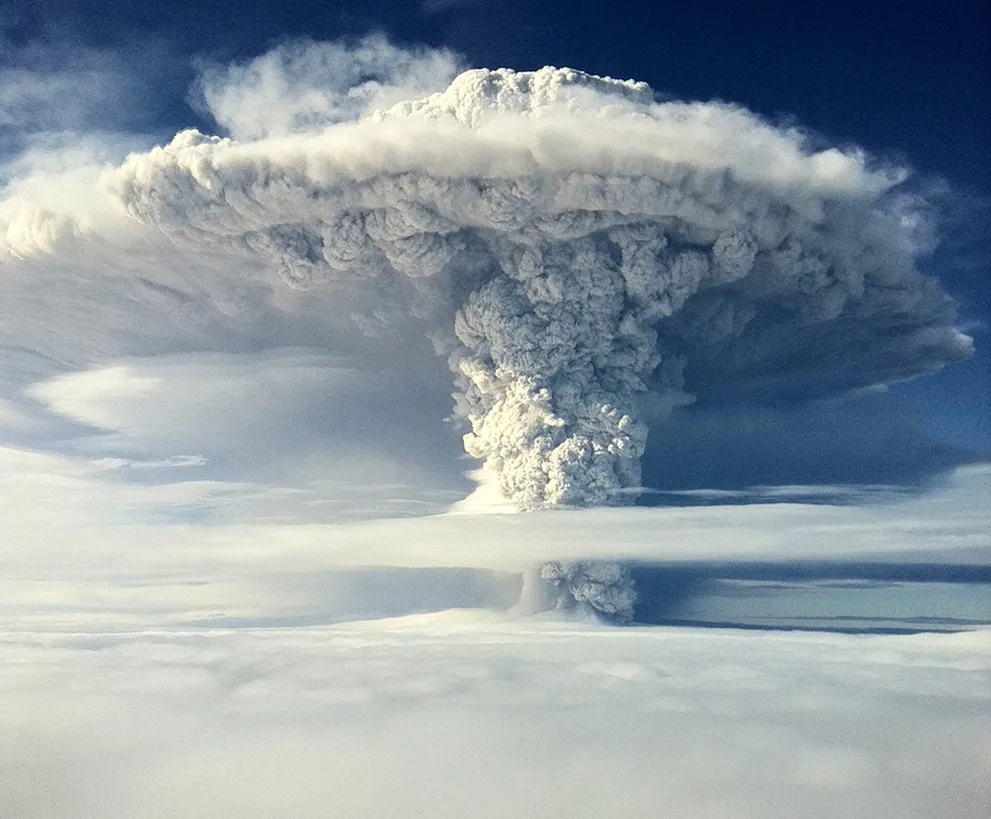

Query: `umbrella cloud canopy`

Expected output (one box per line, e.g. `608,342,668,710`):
113,64,972,510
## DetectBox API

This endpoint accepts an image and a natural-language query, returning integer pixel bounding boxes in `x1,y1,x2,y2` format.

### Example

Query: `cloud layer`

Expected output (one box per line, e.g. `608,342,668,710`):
3,613,989,819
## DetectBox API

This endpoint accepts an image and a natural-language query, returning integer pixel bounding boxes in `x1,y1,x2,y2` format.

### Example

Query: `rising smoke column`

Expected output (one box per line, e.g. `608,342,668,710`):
111,62,971,617
113,65,972,511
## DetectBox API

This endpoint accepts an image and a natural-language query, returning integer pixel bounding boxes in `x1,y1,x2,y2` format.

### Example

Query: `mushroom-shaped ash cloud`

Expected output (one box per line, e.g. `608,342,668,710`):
113,64,971,512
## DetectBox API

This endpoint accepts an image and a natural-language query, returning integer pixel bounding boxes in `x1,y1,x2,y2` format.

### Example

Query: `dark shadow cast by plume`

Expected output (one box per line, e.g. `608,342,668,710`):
638,394,982,498
629,561,991,634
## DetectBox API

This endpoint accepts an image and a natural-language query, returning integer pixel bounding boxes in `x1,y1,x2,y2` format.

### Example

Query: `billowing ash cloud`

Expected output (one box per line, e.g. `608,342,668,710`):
111,63,972,515
193,36,465,141
540,561,638,623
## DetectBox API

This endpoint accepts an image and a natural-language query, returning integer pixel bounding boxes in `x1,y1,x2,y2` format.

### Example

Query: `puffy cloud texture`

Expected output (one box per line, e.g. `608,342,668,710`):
193,36,465,141
110,61,971,512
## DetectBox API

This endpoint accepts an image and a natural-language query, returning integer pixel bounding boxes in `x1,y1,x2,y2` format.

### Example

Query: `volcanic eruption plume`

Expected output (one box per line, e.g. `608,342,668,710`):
113,60,970,513
11,43,954,621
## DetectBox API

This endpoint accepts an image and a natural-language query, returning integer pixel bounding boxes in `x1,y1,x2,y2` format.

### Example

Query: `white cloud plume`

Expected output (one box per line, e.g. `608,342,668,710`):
1,36,987,819
0,40,977,618
194,35,465,141
107,63,971,513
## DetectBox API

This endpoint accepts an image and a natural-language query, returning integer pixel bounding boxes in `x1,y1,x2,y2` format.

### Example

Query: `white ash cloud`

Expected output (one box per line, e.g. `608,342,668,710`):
540,560,638,622
111,59,971,515
193,35,465,141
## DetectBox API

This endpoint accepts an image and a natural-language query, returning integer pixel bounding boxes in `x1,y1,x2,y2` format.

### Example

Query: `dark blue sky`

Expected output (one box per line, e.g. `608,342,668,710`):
3,0,988,454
